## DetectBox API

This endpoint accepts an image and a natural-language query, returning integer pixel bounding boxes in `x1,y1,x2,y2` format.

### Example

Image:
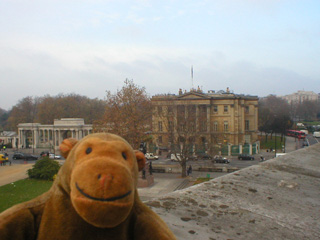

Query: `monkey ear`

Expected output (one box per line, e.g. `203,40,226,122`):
59,138,78,159
134,150,146,172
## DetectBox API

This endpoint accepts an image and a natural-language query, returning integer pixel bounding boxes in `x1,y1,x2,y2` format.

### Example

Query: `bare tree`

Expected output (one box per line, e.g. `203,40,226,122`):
154,101,208,177
6,97,39,131
94,79,152,149
259,95,293,139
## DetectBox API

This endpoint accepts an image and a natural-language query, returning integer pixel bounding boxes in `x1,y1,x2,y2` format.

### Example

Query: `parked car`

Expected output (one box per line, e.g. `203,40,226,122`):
213,155,230,164
40,151,50,157
170,153,181,161
13,152,38,160
49,153,62,159
238,154,254,160
145,153,159,160
313,131,320,138
0,153,9,165
24,154,38,160
12,152,25,160
197,153,213,160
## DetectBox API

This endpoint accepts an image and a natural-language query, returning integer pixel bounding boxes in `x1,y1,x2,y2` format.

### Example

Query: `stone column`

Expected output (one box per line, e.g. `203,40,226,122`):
195,105,199,132
33,129,38,149
207,105,210,132
228,144,231,156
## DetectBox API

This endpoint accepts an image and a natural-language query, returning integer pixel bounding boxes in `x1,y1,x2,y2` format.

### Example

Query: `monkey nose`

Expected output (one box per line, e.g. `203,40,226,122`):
97,173,113,188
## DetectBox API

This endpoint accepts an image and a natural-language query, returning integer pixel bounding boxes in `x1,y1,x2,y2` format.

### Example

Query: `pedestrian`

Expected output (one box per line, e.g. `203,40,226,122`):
142,168,146,179
187,165,192,176
260,155,264,162
149,162,153,175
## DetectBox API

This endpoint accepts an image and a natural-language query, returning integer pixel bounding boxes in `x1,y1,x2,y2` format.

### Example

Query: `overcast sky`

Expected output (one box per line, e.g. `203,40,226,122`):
1,0,319,110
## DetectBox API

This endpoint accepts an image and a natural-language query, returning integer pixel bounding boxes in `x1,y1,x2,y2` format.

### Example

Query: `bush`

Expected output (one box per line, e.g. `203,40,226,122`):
27,158,61,181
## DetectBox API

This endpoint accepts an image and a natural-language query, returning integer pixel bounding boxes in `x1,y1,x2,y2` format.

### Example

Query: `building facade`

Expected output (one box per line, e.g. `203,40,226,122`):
281,90,319,104
151,89,259,155
0,131,18,148
17,118,92,150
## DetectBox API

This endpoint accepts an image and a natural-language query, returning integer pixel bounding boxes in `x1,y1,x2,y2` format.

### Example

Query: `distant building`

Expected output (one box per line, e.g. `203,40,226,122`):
17,118,92,150
151,88,259,156
0,131,18,148
281,90,319,104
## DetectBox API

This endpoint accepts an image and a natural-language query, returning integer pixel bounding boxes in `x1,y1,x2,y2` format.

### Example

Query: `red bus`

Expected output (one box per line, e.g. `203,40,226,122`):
286,130,306,139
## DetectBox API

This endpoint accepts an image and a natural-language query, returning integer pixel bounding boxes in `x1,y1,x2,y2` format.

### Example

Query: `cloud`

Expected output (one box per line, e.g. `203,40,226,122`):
1,30,319,111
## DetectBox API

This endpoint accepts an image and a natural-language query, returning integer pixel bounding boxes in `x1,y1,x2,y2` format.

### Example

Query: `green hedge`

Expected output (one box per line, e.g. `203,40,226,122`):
27,158,61,181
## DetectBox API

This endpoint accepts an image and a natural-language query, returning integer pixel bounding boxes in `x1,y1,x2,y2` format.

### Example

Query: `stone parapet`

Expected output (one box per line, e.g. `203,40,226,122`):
146,143,320,239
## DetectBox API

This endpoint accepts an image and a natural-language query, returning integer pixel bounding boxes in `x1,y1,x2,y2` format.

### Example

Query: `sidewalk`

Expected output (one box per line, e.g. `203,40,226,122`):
138,171,228,201
0,164,33,187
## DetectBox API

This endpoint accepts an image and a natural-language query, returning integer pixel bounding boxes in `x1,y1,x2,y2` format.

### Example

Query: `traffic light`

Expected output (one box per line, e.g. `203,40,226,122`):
139,142,146,154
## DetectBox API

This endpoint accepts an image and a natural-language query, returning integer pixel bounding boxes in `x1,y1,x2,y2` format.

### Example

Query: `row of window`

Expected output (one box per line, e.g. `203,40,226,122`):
157,120,250,132
156,105,250,114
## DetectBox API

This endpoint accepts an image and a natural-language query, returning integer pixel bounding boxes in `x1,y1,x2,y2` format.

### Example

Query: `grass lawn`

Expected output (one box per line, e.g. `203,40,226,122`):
193,177,212,185
0,179,53,213
259,135,285,150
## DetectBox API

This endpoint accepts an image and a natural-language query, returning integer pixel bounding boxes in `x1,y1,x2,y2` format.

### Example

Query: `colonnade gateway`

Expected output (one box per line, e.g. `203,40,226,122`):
17,118,92,151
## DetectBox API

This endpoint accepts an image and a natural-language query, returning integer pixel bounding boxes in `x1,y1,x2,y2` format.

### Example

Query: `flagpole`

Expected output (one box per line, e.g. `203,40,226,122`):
191,65,194,89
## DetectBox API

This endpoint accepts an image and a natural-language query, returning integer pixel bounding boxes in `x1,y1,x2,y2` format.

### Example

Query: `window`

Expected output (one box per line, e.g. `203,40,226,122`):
200,122,207,132
158,136,162,144
167,106,173,113
245,120,250,131
245,106,249,114
158,106,162,115
224,105,228,113
168,121,173,131
213,122,218,132
200,105,207,113
213,105,218,113
224,121,228,132
158,121,163,132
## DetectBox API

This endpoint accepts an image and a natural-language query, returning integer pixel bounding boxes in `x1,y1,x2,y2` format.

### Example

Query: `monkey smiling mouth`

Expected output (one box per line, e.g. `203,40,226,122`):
75,183,131,202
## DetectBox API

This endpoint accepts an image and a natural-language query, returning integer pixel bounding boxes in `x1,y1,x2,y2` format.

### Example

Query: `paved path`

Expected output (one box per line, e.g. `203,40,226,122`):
0,164,33,187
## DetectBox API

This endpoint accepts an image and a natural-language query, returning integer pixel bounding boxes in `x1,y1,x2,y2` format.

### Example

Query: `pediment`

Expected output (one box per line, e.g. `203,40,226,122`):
178,92,208,99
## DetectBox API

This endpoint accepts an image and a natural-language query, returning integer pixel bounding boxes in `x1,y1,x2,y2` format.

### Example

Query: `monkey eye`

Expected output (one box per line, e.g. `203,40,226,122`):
122,152,127,160
86,147,92,154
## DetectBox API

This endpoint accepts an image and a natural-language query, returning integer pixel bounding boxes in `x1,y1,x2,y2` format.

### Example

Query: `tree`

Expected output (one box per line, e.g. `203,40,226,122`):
259,95,293,139
0,108,9,131
2,94,106,130
37,94,106,124
94,79,152,149
154,101,208,178
295,100,318,121
6,97,39,131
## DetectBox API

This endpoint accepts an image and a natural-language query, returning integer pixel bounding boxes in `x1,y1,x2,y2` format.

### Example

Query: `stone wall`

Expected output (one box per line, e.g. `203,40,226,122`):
146,143,320,239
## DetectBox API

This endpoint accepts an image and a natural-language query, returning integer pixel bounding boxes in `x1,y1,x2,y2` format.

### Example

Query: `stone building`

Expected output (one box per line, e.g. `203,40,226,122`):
151,89,259,156
0,131,18,148
281,90,319,104
17,118,92,150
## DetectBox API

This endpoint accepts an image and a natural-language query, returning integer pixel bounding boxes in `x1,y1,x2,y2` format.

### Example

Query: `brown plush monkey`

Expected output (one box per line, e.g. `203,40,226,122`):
0,133,176,240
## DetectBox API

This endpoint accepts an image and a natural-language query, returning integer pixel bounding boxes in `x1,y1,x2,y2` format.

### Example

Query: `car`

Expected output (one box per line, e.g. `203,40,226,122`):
197,153,213,160
213,155,230,164
186,155,198,161
49,153,62,159
238,154,254,160
24,154,38,160
40,151,50,157
145,153,159,160
13,152,38,160
13,152,25,160
0,153,9,165
170,153,181,161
